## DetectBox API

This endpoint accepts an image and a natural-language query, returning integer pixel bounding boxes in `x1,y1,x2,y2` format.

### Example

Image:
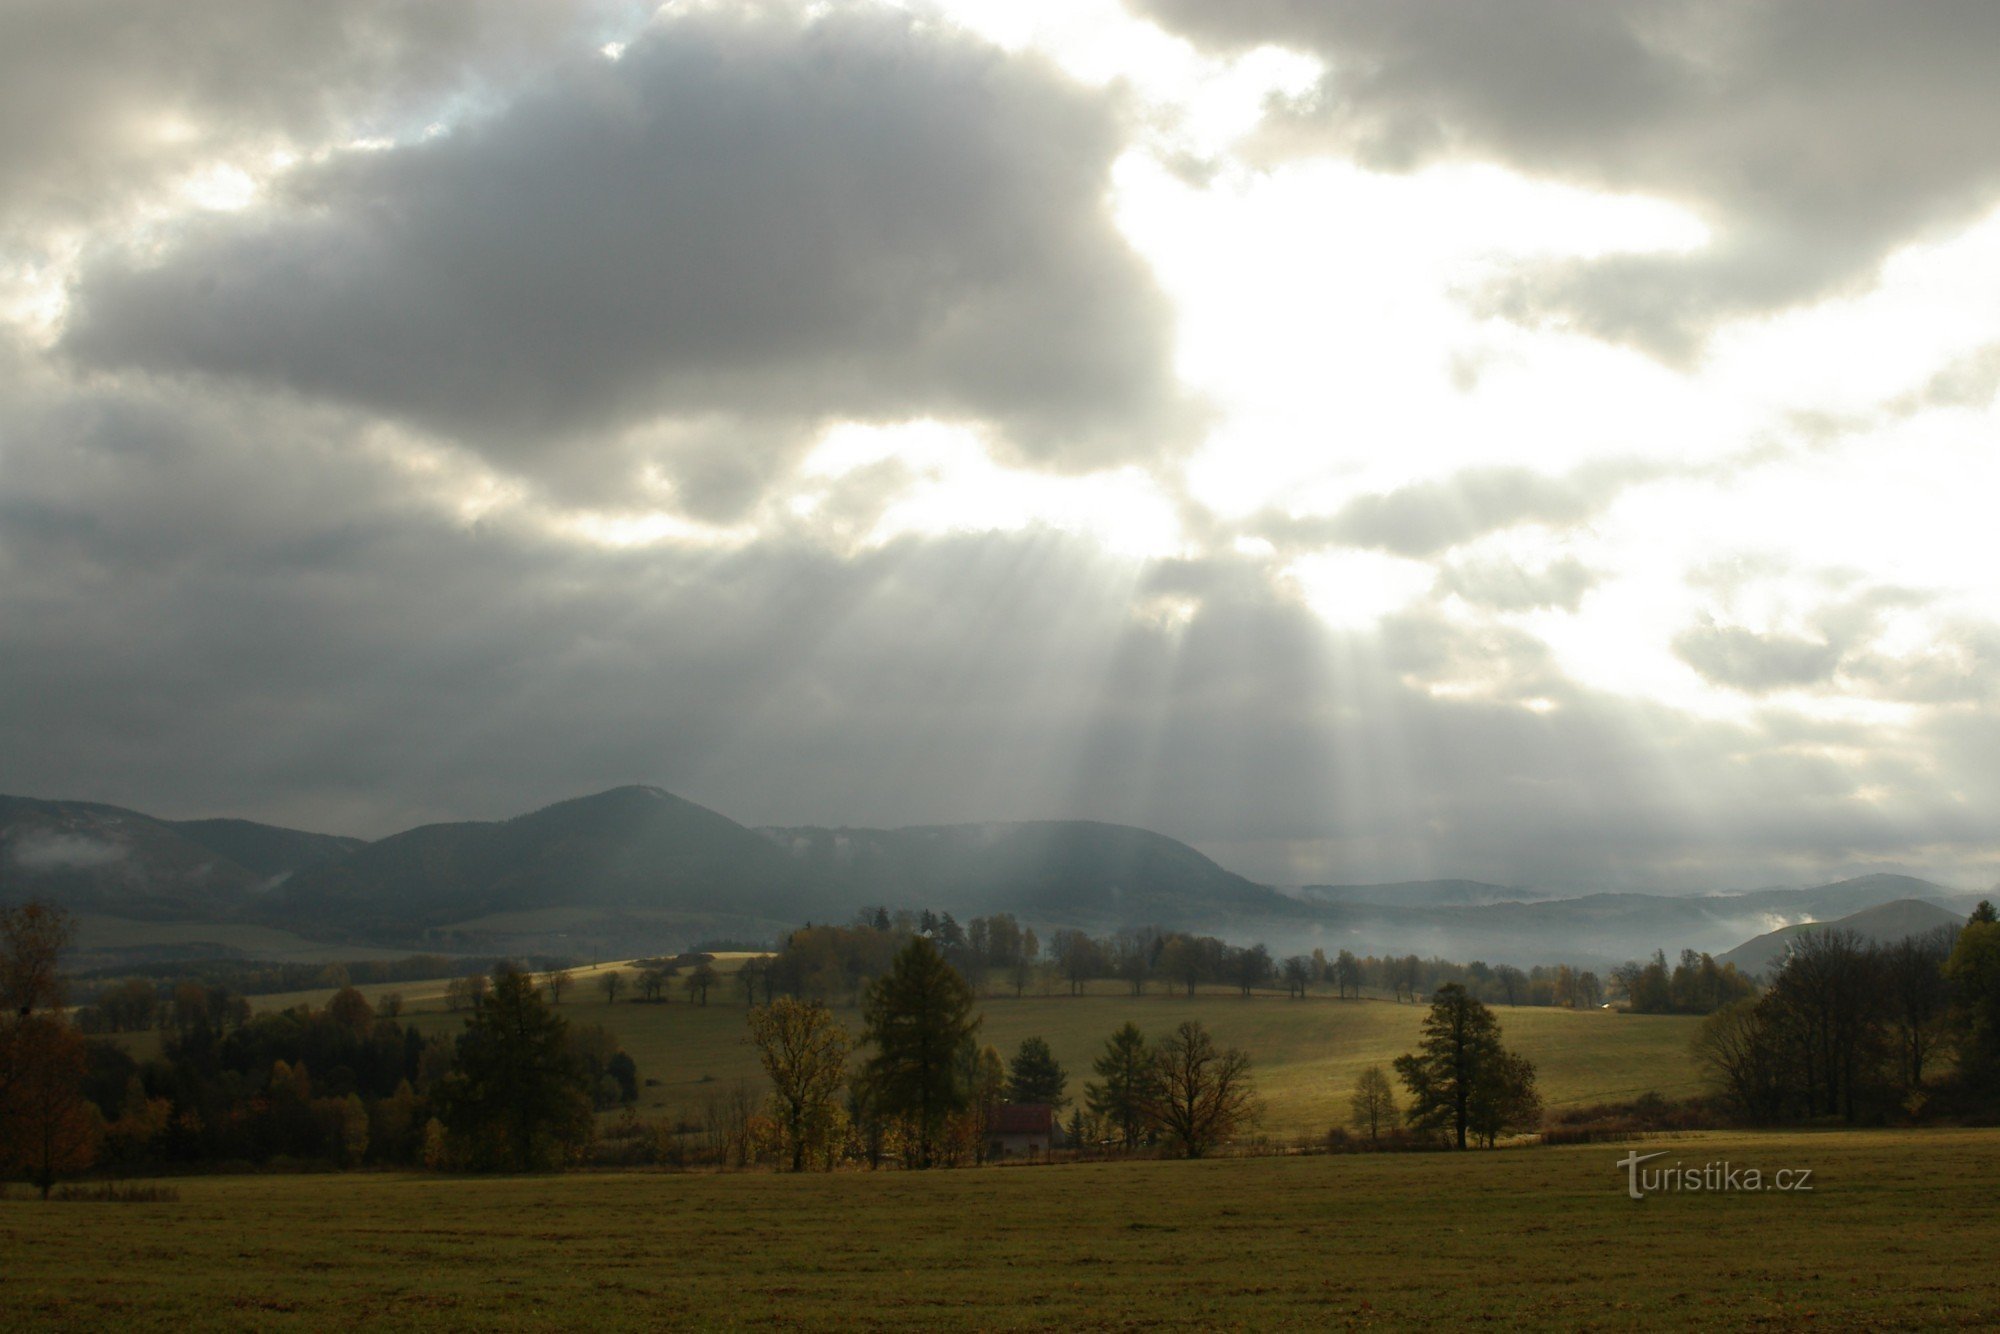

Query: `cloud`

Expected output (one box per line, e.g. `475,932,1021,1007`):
62,5,1188,507
7,832,125,872
1259,462,1647,558
1673,621,1843,693
0,0,630,231
1135,0,2000,359
1439,554,1596,612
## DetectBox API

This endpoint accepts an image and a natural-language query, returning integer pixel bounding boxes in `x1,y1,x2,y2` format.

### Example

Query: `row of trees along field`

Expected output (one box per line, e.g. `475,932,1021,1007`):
1693,906,2000,1124
748,912,1610,1010
0,902,638,1195
735,937,1547,1171
744,935,1264,1169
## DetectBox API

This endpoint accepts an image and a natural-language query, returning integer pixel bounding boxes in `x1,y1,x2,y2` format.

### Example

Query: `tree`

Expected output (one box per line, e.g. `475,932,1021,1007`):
1,902,97,1196
2,1016,99,1198
2,901,73,1022
434,967,595,1170
1349,1065,1397,1142
961,1041,1007,1164
1007,1036,1068,1108
686,962,718,1006
1947,906,2000,1099
1051,930,1098,995
861,937,979,1168
1086,1022,1157,1150
747,998,854,1172
1281,955,1312,999
545,969,574,1005
1466,1049,1541,1146
1234,943,1273,997
1334,949,1362,1000
1139,1020,1256,1158
1883,927,1954,1096
1691,997,1790,1123
1393,984,1511,1150
600,971,624,1005
1158,937,1203,997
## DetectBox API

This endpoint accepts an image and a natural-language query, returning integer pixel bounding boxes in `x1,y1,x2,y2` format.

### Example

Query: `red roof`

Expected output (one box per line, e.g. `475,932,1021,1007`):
992,1104,1055,1135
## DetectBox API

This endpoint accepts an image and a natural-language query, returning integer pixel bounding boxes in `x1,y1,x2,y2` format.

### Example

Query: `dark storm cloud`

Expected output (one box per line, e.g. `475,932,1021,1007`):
0,0,632,228
1136,0,2000,359
62,5,1187,505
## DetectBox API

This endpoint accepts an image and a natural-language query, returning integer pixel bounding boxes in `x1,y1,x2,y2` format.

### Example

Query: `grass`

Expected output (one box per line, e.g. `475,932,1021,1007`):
3,1128,1995,1329
393,982,1706,1138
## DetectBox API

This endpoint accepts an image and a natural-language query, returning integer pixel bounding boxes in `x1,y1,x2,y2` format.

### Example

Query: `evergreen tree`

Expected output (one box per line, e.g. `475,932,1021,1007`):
862,937,978,1168
1393,983,1527,1149
1007,1036,1068,1107
1085,1021,1156,1150
435,967,594,1171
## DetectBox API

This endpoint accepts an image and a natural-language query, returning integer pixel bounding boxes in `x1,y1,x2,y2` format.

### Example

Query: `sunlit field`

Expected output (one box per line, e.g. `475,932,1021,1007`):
336,963,1704,1139
5,1128,1995,1329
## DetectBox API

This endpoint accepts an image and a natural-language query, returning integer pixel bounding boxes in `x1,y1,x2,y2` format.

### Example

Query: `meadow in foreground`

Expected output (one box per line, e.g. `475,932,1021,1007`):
5,1127,1995,1330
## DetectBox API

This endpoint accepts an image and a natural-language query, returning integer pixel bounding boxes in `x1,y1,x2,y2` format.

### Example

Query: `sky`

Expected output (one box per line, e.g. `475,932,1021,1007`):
4,0,2000,893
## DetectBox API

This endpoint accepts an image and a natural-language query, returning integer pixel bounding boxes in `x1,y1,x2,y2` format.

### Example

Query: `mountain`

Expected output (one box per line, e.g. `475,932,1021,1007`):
1716,898,1965,978
1299,880,1531,909
169,818,366,882
0,795,368,921
759,820,1295,928
0,795,265,919
6,784,1988,968
265,786,812,937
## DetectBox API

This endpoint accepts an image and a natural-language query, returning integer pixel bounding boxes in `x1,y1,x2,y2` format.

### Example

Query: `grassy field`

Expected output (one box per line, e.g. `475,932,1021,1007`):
386,976,1706,1138
4,1128,1994,1329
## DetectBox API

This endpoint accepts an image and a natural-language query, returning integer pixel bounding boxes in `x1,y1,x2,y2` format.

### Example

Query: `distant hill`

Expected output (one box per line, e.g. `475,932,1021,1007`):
170,818,366,881
4,784,1987,969
760,820,1296,929
265,786,812,937
1299,880,1531,909
0,795,266,919
1716,898,1965,978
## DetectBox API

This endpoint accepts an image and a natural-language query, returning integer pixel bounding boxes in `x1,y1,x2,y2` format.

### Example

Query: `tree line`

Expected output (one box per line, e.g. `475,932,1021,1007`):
748,912,1608,1011
1694,906,1997,1124
1,902,637,1194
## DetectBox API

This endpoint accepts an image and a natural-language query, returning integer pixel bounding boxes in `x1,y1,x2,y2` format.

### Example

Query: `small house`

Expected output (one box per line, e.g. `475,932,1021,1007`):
989,1103,1059,1160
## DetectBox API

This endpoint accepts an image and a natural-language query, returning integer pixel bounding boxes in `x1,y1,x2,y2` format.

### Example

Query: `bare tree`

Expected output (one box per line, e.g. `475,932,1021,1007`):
1349,1065,1397,1141
1883,927,1955,1096
546,969,574,1005
686,963,718,1006
1140,1020,1256,1158
600,971,625,1005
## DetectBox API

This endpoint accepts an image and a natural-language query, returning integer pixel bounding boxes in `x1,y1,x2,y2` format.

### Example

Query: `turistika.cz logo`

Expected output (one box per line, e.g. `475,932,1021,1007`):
1615,1150,1815,1199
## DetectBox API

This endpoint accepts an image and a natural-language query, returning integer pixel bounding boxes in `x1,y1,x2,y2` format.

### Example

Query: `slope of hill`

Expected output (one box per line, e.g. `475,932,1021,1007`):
266,786,811,937
1299,880,1531,908
758,820,1298,929
1716,898,1965,978
169,818,366,882
0,795,263,919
